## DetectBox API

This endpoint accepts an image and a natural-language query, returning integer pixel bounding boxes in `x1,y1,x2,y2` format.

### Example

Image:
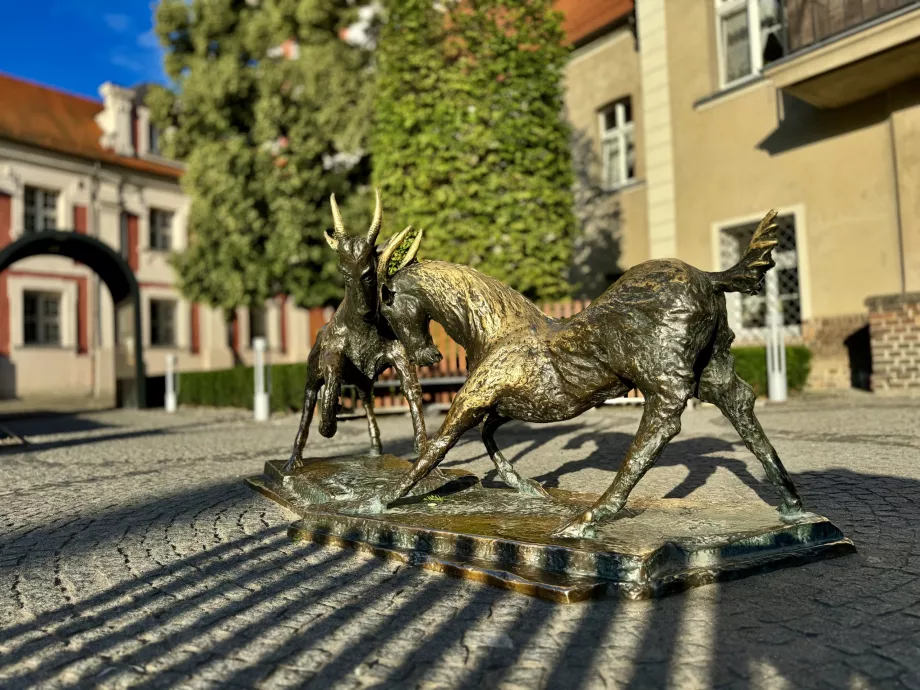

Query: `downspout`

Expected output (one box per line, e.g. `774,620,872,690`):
887,89,906,295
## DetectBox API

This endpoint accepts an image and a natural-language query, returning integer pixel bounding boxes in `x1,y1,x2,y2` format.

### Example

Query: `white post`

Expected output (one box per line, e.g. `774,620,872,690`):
165,353,178,413
253,337,270,421
766,295,787,402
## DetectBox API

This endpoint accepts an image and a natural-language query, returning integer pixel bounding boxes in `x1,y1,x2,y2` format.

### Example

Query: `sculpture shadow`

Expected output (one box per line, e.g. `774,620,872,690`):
1,467,918,688
439,416,773,503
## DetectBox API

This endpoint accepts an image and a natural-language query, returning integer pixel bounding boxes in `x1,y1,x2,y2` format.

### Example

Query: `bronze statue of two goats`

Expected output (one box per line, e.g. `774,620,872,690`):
289,194,809,540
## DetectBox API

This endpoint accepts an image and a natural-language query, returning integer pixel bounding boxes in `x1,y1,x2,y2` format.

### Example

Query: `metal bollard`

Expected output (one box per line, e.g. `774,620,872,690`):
253,337,270,421
766,297,787,402
165,353,178,413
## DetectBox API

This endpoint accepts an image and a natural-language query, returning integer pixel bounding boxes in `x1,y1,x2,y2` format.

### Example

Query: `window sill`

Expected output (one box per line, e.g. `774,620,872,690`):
16,343,68,350
601,178,645,194
693,74,765,111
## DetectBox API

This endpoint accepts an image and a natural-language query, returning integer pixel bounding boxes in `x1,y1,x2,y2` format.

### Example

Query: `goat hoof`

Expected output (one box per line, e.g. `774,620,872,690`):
282,455,302,475
521,478,552,500
551,515,597,540
778,502,814,524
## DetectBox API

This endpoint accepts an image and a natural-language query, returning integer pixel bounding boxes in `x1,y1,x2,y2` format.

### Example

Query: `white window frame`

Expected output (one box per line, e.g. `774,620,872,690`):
716,211,804,341
23,186,59,234
148,122,160,156
23,291,62,346
598,98,635,191
149,299,177,347
715,0,783,88
149,208,174,251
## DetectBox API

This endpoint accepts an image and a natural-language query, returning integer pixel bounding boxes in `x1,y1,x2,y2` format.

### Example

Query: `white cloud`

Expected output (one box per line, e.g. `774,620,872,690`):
108,25,166,84
137,29,159,50
110,52,145,74
104,13,131,33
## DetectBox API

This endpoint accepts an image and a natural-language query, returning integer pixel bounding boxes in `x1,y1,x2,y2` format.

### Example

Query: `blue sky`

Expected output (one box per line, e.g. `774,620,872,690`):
0,1,167,100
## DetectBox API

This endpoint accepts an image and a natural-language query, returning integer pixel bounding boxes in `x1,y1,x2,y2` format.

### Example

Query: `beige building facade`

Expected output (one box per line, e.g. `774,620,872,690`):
0,75,315,403
561,0,920,390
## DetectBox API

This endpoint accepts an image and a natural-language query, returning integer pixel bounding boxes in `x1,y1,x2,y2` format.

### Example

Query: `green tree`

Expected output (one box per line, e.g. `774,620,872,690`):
372,0,578,302
147,0,376,311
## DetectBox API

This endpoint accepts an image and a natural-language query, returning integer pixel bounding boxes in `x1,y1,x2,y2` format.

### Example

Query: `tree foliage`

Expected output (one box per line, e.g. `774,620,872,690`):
372,0,578,302
147,0,376,310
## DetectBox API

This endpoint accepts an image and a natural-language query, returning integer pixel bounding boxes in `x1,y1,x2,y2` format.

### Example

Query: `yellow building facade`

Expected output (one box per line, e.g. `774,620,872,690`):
562,0,920,389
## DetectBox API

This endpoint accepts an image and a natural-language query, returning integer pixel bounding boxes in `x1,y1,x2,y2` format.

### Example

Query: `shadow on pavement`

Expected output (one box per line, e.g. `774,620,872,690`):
0,440,918,686
0,410,115,437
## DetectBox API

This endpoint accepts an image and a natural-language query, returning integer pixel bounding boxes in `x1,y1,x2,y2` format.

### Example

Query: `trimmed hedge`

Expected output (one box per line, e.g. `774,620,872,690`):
177,345,812,411
178,362,308,413
731,345,812,397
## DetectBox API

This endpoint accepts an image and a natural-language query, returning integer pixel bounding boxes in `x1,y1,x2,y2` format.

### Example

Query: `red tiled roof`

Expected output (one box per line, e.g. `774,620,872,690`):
0,73,182,180
556,0,634,45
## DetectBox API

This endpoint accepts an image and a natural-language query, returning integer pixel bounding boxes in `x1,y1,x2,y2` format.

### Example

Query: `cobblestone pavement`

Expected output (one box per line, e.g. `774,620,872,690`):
0,393,919,689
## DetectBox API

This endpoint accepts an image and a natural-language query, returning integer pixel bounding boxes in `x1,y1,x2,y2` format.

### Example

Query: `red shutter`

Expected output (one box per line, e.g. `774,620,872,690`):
73,205,87,233
0,194,10,356
126,213,139,271
308,307,327,348
77,277,88,354
73,204,88,266
191,303,200,354
279,295,288,354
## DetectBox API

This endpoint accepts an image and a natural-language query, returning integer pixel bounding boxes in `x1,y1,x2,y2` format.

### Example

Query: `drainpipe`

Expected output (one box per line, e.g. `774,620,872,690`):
887,89,906,295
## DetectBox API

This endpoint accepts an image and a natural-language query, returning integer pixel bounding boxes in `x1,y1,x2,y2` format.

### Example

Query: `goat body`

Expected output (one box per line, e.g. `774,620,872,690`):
350,210,807,539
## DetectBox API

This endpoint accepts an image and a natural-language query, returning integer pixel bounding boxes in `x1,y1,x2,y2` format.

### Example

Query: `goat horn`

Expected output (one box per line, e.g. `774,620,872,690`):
329,194,346,238
377,225,412,302
367,188,382,244
395,228,424,273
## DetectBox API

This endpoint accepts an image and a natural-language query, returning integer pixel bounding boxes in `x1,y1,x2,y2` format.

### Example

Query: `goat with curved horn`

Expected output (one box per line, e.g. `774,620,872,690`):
367,188,382,244
285,192,429,473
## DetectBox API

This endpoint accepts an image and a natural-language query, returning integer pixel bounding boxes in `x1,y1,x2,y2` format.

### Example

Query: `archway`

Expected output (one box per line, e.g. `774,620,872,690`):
0,230,146,408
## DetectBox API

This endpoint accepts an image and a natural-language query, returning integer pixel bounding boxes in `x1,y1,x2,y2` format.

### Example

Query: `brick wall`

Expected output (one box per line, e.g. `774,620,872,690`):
866,292,920,393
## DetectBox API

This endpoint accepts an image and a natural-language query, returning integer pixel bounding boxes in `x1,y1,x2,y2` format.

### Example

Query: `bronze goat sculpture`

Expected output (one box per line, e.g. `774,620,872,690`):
283,191,427,473
340,210,808,539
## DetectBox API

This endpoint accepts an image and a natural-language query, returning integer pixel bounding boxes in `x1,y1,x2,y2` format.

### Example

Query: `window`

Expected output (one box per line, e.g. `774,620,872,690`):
23,186,58,233
150,299,176,346
249,307,267,345
148,123,160,155
23,292,61,345
149,209,173,250
716,0,785,86
599,98,636,190
720,213,801,340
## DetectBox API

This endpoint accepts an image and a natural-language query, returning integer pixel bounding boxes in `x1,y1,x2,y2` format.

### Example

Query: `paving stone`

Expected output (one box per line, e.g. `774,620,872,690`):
0,397,918,687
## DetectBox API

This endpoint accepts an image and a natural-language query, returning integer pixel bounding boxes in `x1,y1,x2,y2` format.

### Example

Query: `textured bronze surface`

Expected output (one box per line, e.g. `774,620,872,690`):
285,191,428,473
246,458,855,602
361,211,812,539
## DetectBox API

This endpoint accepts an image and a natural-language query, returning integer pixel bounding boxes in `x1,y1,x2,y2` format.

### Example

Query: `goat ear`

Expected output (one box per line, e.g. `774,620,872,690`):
324,226,339,251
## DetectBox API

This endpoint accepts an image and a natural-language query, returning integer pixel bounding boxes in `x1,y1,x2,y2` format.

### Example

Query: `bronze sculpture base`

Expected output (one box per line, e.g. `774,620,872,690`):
246,457,854,603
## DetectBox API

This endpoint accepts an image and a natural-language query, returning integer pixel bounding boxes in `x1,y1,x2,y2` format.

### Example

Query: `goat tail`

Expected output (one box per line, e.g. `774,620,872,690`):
707,209,779,295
